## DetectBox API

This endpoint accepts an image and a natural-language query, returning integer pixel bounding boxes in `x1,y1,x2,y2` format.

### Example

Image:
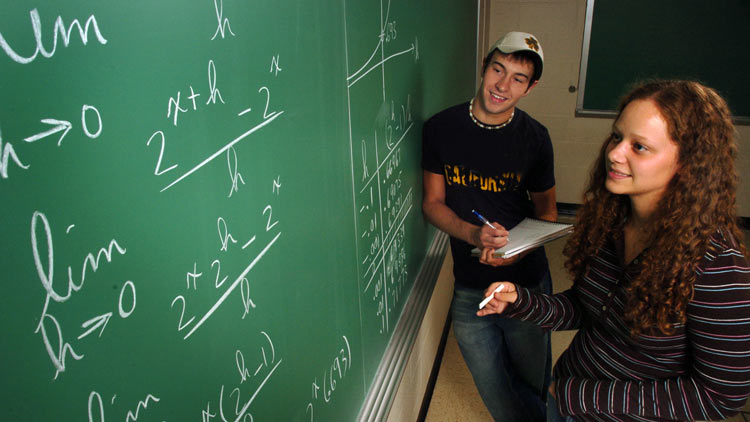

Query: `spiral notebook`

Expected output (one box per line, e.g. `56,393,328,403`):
470,218,573,258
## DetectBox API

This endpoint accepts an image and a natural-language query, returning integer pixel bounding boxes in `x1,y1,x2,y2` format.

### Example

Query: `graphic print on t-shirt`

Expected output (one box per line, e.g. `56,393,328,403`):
443,164,521,193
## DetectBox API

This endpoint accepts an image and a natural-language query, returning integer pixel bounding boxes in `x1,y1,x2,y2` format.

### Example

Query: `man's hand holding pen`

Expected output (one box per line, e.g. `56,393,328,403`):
477,222,509,249
470,209,520,267
471,209,509,249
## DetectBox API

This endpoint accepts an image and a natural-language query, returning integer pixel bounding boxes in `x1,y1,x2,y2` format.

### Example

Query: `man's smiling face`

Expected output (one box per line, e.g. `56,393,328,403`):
473,50,536,125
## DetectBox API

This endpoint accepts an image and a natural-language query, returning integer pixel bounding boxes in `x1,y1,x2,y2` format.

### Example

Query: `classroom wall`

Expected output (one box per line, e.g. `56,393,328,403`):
487,0,750,216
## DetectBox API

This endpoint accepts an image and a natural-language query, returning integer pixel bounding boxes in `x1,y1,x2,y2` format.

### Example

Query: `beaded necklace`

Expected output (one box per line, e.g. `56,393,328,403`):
469,98,514,130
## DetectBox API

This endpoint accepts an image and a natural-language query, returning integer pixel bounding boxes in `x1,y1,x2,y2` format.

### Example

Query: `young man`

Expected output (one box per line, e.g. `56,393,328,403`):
422,31,556,421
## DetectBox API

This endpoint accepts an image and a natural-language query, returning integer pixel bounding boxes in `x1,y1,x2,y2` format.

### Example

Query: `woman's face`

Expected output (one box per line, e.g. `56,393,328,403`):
604,99,680,208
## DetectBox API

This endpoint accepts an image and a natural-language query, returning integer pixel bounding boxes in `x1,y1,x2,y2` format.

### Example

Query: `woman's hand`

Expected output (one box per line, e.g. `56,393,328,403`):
476,282,518,316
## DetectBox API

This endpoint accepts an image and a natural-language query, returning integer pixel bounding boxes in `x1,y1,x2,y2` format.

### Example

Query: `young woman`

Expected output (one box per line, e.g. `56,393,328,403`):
477,80,750,422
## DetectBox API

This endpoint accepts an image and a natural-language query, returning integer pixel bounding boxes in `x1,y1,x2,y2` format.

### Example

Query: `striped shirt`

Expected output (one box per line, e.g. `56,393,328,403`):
507,232,750,421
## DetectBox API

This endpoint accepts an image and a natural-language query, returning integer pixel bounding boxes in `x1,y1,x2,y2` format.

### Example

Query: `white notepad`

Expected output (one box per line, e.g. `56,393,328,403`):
471,218,573,258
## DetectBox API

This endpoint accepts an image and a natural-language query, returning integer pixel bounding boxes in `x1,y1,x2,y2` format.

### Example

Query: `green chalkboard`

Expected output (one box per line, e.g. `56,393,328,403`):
0,1,475,420
577,0,750,123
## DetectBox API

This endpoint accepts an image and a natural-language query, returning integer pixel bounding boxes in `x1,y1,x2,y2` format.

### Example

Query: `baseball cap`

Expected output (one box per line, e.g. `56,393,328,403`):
488,31,544,81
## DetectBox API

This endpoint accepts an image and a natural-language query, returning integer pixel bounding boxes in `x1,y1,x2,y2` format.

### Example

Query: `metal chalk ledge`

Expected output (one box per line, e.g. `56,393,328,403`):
357,231,450,422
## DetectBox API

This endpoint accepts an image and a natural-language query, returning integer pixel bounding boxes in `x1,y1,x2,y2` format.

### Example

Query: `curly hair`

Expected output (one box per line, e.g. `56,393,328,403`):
563,80,745,336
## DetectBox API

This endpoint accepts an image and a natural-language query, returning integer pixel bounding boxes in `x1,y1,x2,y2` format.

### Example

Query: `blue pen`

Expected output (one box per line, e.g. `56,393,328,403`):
471,209,497,230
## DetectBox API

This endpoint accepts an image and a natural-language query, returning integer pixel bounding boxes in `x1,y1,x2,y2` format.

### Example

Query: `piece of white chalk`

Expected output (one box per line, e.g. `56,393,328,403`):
478,284,504,309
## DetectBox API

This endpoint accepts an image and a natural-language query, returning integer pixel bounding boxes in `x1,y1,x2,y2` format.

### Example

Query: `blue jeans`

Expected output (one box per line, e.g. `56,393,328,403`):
451,272,551,422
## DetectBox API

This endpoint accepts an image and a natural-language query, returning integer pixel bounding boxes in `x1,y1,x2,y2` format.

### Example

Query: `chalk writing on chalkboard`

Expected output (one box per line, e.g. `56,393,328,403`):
32,210,131,379
0,8,107,64
144,56,285,193
345,3,419,371
307,335,353,420
88,391,161,422
170,211,282,340
211,0,235,41
203,331,282,421
0,103,103,181
0,10,108,179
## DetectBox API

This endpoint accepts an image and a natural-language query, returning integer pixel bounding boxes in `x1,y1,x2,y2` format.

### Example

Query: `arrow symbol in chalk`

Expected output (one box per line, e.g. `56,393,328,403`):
78,312,113,340
24,119,73,146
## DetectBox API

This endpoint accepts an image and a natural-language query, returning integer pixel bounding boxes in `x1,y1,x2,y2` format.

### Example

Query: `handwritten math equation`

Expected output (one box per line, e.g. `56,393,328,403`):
346,2,418,339
170,200,282,341
200,331,283,422
0,6,106,181
0,0,434,420
306,336,352,421
0,2,291,420
31,210,133,379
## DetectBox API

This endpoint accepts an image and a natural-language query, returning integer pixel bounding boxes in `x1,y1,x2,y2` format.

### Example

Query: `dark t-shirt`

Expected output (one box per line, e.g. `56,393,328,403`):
422,102,555,289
